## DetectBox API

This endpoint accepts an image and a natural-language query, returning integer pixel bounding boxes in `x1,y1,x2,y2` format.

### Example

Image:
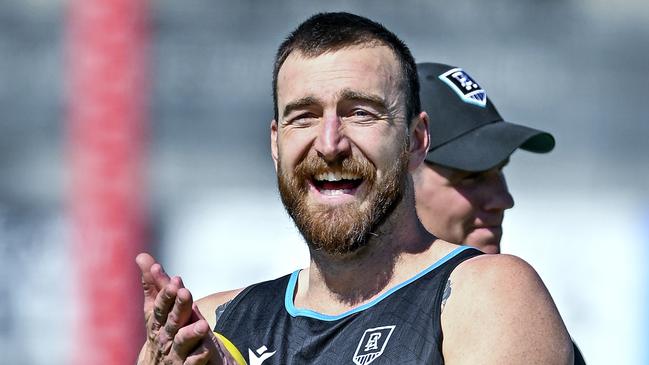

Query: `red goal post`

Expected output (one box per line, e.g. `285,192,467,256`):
67,0,149,363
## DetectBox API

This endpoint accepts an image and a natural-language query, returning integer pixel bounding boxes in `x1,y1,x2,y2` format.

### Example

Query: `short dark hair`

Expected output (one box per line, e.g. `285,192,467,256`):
272,12,420,123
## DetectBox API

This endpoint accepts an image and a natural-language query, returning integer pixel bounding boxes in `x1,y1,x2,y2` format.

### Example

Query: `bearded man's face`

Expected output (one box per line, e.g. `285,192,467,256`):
272,46,413,255
277,144,409,255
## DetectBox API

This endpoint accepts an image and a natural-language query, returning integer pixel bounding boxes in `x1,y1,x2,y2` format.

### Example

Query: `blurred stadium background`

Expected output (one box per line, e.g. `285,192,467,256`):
1,0,647,364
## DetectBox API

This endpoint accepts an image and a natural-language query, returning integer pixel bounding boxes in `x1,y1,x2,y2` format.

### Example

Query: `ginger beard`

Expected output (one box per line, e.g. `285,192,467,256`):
277,139,410,256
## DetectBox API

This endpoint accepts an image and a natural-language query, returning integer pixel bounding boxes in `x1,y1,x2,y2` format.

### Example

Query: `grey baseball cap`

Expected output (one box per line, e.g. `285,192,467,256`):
418,62,555,172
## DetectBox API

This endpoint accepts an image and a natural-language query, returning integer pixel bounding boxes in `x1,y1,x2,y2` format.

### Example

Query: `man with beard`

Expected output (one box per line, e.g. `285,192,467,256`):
136,13,574,365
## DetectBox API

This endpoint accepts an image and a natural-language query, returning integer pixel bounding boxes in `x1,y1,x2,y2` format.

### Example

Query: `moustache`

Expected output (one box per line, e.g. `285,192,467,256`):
292,154,377,188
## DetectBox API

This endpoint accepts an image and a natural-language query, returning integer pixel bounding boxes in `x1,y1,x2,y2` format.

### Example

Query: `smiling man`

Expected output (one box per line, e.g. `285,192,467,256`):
136,13,573,365
414,62,555,254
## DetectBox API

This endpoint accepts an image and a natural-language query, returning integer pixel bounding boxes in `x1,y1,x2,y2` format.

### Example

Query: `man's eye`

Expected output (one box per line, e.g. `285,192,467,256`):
346,109,375,122
457,173,482,185
288,113,318,126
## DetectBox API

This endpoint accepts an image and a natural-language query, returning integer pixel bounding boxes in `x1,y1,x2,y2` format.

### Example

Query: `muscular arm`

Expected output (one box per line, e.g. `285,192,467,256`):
441,254,573,365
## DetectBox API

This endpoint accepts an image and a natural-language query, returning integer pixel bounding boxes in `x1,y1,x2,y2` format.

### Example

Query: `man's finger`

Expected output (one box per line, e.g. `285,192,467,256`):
163,287,194,340
136,253,158,301
193,308,239,365
151,276,182,333
136,253,171,314
171,319,211,359
150,262,172,289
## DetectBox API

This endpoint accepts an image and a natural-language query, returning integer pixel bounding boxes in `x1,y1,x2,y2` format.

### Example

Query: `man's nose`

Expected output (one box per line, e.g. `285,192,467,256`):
483,172,515,212
313,113,351,162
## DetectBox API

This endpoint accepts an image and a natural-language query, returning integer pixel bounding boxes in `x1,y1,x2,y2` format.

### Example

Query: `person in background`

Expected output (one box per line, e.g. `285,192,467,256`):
414,62,555,254
414,62,585,364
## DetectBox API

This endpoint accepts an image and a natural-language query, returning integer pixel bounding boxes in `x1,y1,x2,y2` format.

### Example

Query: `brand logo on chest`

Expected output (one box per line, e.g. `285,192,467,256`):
249,345,276,365
352,325,396,365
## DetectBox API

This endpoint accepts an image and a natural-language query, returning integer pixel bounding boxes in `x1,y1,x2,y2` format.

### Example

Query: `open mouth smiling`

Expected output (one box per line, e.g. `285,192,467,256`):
311,171,364,196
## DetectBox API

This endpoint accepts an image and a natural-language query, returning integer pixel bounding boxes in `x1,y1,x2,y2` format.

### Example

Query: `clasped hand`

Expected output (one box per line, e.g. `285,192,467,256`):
136,253,235,365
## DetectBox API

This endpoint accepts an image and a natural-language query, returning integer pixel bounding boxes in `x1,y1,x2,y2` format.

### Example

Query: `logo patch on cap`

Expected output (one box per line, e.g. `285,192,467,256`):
439,68,487,107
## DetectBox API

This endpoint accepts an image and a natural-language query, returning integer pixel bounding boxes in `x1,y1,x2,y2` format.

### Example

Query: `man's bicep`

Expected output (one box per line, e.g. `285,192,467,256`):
440,254,573,364
196,289,243,330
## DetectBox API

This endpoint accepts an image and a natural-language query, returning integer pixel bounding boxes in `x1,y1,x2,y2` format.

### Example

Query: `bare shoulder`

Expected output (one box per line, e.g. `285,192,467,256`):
441,254,573,365
196,288,244,330
451,253,544,289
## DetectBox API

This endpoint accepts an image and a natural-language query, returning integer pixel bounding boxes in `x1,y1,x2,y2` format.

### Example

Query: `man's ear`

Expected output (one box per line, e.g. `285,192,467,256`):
270,119,279,171
408,111,430,171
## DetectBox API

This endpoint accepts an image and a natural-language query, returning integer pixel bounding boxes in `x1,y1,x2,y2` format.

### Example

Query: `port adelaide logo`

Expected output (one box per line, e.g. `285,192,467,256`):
352,325,396,365
439,68,487,107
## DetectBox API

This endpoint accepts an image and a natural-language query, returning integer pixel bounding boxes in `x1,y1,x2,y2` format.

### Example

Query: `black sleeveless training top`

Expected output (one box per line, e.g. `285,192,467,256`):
213,246,481,365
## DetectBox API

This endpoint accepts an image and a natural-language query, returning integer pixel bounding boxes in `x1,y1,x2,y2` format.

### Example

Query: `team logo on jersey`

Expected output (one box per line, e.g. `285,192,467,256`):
352,325,396,365
248,345,276,365
439,68,487,107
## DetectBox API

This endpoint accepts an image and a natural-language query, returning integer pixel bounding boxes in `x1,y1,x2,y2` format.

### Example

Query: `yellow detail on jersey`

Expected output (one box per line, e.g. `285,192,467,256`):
214,332,247,365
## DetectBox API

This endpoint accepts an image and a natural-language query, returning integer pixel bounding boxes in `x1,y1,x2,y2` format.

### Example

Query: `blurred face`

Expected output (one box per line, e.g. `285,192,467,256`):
413,160,514,254
271,46,414,256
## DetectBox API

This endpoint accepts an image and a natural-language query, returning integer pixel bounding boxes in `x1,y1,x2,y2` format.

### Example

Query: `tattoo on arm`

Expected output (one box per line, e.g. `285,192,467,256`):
441,279,452,313
214,300,232,326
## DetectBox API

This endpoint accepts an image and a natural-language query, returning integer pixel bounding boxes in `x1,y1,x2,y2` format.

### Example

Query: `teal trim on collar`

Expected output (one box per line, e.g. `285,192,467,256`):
284,245,475,321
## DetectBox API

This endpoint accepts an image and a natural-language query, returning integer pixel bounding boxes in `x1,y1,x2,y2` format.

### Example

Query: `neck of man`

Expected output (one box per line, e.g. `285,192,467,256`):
295,186,438,315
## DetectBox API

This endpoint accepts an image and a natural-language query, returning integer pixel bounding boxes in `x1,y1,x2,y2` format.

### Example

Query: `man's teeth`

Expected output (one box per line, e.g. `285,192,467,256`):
314,172,360,181
321,189,350,196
